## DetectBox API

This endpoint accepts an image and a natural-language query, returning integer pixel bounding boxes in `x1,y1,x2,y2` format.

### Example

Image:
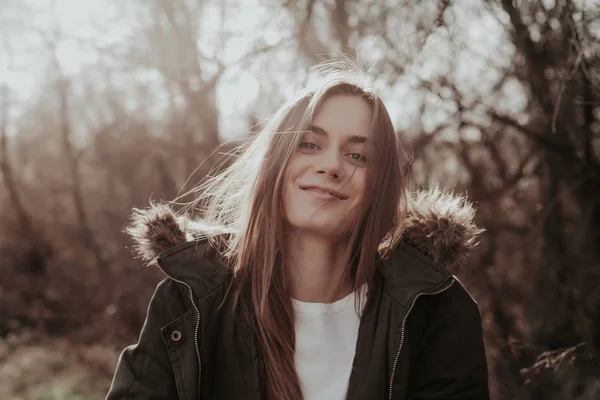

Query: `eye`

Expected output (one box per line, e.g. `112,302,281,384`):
347,152,367,165
299,141,320,151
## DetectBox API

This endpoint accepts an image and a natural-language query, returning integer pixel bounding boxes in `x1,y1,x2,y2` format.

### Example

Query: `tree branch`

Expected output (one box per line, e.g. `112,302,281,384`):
490,112,572,154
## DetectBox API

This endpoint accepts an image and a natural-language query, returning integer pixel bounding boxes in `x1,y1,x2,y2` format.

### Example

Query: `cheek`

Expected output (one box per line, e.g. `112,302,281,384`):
283,158,300,191
285,155,307,181
352,171,368,201
283,162,304,212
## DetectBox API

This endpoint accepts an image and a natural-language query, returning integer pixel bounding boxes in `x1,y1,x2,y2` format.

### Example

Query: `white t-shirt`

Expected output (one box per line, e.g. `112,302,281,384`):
292,285,368,400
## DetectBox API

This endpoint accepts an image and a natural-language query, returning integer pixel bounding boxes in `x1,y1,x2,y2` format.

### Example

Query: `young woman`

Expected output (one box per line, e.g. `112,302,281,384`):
107,64,489,400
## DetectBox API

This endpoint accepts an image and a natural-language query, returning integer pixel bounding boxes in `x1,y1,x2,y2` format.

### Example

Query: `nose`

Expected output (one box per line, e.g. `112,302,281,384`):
316,149,343,180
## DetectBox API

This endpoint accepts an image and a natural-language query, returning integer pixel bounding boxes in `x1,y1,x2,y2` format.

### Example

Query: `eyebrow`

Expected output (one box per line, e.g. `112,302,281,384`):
308,124,368,144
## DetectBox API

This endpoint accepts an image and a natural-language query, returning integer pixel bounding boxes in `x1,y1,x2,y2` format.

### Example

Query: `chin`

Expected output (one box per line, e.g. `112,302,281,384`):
287,215,349,239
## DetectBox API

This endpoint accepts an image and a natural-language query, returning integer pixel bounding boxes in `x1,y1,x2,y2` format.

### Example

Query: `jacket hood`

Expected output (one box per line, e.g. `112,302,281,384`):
125,187,483,273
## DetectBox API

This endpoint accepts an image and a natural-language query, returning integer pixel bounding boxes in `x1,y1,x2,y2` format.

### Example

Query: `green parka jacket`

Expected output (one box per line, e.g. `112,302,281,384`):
106,189,490,400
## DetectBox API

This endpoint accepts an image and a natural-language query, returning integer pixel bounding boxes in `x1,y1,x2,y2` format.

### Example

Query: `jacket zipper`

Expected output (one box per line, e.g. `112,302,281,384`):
388,278,455,400
156,259,202,400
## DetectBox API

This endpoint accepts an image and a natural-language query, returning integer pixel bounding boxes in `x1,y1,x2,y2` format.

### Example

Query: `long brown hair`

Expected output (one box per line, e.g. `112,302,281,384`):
182,60,411,399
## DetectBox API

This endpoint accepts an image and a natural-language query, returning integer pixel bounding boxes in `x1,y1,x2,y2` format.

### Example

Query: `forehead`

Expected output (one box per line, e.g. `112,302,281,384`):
312,95,373,139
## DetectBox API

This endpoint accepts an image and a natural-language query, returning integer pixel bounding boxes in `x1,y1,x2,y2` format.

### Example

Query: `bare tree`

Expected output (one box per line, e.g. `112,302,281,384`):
43,13,115,299
0,87,50,275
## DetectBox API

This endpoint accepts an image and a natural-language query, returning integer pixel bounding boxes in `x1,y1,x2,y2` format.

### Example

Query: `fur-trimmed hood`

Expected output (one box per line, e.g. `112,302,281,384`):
126,188,483,273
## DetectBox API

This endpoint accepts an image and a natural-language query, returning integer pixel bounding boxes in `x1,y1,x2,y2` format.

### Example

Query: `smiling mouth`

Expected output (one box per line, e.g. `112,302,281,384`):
299,185,348,200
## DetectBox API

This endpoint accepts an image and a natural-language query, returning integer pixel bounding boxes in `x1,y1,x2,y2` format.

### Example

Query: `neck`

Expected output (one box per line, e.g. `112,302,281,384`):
285,230,353,303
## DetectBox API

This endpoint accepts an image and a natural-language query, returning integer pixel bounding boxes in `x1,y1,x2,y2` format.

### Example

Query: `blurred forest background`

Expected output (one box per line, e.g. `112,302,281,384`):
0,0,599,399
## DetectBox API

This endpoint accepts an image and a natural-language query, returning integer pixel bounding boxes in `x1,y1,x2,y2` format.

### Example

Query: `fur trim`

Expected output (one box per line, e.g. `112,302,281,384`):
403,188,484,272
125,201,188,263
125,188,483,272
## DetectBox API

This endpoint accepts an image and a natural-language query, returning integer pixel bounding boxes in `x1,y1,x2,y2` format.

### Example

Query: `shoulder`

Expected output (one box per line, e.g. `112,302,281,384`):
418,277,481,317
407,276,483,346
378,187,484,304
124,202,233,299
147,276,191,318
157,240,232,299
384,241,481,322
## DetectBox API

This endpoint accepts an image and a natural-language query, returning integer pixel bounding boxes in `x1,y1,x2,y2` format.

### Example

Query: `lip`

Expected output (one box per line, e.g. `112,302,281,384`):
299,184,348,200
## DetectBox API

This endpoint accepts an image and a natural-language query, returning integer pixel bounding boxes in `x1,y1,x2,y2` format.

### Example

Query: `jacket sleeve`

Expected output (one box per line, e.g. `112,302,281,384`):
407,280,490,400
106,278,185,399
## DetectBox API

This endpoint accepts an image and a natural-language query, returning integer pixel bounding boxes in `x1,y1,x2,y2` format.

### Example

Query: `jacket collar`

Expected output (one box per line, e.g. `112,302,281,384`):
125,187,482,292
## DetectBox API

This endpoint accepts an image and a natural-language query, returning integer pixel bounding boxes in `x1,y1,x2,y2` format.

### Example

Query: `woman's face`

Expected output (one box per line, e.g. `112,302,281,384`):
283,94,373,239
